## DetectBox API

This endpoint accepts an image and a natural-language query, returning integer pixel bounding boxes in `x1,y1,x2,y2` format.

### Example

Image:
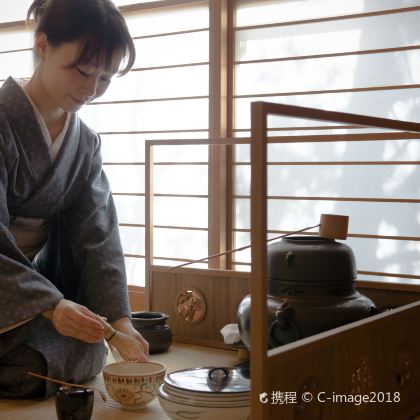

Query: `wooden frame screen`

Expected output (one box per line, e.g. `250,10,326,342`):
250,101,420,419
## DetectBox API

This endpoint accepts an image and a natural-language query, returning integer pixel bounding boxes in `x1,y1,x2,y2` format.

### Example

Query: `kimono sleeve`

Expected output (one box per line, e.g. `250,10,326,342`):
0,140,63,331
62,135,130,323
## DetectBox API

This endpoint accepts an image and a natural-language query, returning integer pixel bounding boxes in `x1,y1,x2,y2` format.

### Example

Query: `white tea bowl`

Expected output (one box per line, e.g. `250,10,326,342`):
103,361,166,410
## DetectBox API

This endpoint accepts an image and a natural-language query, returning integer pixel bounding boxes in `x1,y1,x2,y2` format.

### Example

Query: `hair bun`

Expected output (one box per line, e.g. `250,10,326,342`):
27,0,50,23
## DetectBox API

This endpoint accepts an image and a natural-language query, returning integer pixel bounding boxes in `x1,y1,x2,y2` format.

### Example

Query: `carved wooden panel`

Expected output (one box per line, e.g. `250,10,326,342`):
265,301,420,419
149,267,249,347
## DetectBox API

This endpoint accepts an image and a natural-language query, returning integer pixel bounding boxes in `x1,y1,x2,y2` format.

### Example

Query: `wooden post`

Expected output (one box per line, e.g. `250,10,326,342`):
145,141,154,311
250,101,269,420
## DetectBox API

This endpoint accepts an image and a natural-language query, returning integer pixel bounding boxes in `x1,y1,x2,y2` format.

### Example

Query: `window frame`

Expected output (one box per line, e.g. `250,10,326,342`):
1,0,419,289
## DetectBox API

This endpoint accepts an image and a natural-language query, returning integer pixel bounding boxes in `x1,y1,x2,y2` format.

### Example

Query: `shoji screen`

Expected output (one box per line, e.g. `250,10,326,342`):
0,1,33,84
232,0,420,285
80,1,210,284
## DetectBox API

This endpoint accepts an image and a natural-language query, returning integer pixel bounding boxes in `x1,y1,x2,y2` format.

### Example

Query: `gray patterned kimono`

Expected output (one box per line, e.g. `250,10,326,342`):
0,77,130,397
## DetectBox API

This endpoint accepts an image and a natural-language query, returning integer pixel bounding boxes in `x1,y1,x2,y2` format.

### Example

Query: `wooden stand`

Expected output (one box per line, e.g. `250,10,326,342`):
250,102,420,419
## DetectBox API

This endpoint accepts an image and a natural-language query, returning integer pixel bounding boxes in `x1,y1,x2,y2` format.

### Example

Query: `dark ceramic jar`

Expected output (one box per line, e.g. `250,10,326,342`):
238,236,377,349
131,311,172,354
55,387,94,420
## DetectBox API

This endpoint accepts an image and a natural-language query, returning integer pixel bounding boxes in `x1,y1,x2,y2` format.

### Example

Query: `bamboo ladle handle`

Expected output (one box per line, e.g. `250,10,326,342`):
169,222,321,269
169,213,349,270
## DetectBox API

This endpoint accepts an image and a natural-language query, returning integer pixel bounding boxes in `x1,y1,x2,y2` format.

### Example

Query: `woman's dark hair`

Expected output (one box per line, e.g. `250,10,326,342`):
27,0,135,75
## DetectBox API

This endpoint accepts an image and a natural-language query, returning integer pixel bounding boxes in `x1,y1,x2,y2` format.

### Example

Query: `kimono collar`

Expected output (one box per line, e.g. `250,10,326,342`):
0,77,53,178
0,77,78,184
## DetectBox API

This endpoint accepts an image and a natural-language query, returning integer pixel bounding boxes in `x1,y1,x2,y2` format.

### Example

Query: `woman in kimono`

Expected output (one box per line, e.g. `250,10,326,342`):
0,0,148,398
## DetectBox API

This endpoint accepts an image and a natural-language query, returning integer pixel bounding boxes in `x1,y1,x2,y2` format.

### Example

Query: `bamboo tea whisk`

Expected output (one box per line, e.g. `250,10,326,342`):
95,315,148,363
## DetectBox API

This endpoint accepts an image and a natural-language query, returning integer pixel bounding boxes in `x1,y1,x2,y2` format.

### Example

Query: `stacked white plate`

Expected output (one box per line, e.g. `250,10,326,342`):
158,366,250,420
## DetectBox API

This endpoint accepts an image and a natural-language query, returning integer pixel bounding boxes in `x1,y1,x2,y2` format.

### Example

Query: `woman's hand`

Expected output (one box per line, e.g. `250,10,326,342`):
42,298,104,343
112,317,150,360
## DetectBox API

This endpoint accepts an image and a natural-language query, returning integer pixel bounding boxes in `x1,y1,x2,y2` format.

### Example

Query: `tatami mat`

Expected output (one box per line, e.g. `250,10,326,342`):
0,343,239,420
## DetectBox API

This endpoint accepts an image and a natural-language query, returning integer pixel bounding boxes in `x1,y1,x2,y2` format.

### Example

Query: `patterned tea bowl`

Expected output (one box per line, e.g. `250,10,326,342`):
103,361,166,410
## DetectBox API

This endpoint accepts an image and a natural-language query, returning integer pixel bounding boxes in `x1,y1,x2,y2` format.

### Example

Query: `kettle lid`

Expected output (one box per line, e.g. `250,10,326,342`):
268,236,357,282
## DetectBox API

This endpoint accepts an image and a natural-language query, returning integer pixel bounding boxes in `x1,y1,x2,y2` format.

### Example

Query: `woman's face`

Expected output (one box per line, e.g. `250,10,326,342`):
35,34,121,113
